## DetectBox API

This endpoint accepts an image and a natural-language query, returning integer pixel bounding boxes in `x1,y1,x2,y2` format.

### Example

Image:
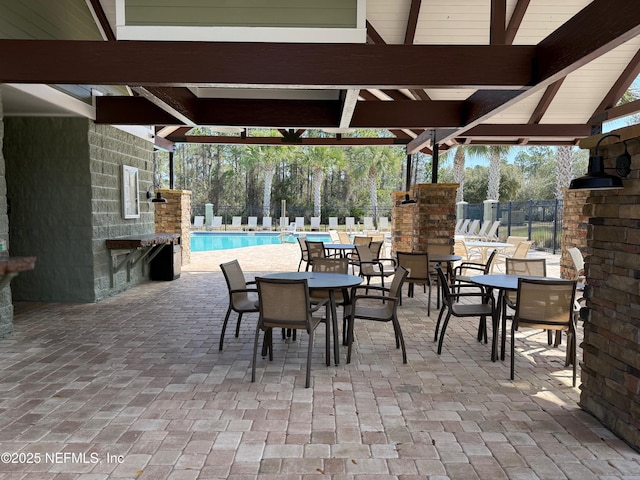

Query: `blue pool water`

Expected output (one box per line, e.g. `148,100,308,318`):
191,232,332,252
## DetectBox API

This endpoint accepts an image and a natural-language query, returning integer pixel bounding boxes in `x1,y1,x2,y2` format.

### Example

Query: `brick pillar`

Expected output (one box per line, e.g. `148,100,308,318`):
576,127,640,450
391,184,457,254
560,188,590,280
154,189,191,265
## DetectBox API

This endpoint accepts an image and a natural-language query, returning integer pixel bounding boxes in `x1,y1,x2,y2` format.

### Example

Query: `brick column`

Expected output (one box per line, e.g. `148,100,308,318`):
154,189,191,265
577,126,640,450
391,183,457,254
560,188,590,280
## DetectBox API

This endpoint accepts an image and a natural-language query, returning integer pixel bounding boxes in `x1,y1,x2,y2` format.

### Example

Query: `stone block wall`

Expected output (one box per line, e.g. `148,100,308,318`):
154,189,191,265
0,93,13,335
560,188,590,280
577,127,640,450
4,118,155,303
391,184,457,254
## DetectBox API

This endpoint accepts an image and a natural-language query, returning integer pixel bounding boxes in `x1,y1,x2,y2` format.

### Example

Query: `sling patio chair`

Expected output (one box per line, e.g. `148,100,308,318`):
219,259,259,351
510,278,578,386
252,277,329,388
396,251,435,316
344,266,409,364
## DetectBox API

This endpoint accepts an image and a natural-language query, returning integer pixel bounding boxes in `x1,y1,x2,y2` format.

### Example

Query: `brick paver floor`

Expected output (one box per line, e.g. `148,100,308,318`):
1,242,638,479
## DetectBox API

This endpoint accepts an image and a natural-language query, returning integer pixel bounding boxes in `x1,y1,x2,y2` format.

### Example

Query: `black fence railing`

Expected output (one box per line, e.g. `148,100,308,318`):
463,199,563,254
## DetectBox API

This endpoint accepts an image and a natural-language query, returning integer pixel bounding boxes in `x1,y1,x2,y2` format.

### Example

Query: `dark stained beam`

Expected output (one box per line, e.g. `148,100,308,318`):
97,96,465,129
404,0,422,44
366,20,386,45
490,0,507,45
505,0,530,45
592,47,640,116
131,86,198,127
0,40,536,89
165,135,411,147
589,98,640,124
461,123,592,138
408,0,640,152
154,135,175,153
87,0,116,41
528,78,565,124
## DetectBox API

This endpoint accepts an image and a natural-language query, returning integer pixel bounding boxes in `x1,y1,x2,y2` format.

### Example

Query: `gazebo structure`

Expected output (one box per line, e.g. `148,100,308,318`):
1,0,640,451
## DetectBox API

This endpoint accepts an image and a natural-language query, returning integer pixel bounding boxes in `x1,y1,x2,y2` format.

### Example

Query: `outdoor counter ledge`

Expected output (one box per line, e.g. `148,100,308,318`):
105,233,180,286
105,233,180,249
0,256,37,275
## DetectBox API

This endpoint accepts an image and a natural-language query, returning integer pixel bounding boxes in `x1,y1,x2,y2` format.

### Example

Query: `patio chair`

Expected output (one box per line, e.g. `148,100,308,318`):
464,220,490,240
296,236,310,272
261,216,272,230
328,230,340,243
230,216,242,230
363,216,374,231
193,215,204,229
457,219,470,236
328,217,339,230
510,278,577,386
465,219,480,236
337,231,351,244
451,249,498,300
295,216,306,231
212,216,223,230
345,266,409,364
310,216,321,231
345,217,355,232
252,277,329,388
378,217,390,231
396,251,435,316
455,219,464,234
347,236,372,274
219,260,259,351
354,243,396,288
305,240,326,270
483,220,501,241
246,216,258,231
567,247,586,283
433,264,495,355
493,238,531,272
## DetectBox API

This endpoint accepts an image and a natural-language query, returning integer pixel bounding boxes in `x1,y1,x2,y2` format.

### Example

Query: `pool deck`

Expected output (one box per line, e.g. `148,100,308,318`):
3,244,639,479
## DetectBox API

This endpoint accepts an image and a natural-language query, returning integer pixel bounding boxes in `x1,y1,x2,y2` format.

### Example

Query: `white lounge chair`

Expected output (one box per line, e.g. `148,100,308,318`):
457,219,470,236
378,217,390,231
212,216,223,230
483,220,501,241
262,217,272,230
345,217,355,232
466,219,480,236
247,216,258,230
310,216,321,231
193,215,204,229
230,216,242,230
328,217,339,230
279,217,289,229
295,216,306,231
363,216,375,231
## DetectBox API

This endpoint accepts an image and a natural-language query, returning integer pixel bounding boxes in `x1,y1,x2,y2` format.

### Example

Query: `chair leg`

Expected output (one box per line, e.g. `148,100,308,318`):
305,329,314,388
346,313,355,364
510,324,516,380
235,312,243,337
434,305,446,342
427,283,432,317
219,306,233,351
391,317,407,363
325,305,331,367
251,325,261,382
436,312,452,355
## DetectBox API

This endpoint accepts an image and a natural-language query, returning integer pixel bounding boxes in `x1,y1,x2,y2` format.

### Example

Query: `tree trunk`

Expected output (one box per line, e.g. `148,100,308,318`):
555,146,574,200
487,148,501,200
453,147,465,203
263,165,275,217
312,167,324,217
369,167,378,223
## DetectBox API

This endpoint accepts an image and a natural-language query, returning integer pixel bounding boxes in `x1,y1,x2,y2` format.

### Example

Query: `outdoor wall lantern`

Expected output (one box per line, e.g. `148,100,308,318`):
147,185,168,203
401,153,417,204
569,134,628,190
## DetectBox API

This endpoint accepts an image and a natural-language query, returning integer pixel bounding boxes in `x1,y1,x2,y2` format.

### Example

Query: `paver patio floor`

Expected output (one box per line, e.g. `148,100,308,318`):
1,243,638,479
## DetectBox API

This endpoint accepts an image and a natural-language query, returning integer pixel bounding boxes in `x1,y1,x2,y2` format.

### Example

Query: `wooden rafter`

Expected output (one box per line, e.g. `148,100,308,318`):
505,0,531,45
591,47,640,117
490,0,507,45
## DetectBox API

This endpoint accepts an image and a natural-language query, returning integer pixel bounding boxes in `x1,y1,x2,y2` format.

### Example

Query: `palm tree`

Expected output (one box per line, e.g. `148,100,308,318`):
453,146,466,202
302,145,343,218
469,145,513,201
555,146,574,200
244,144,289,217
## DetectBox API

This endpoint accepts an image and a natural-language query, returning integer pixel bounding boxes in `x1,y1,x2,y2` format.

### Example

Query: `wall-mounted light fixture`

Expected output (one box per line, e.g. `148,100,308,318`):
147,185,168,203
569,134,627,190
401,153,417,204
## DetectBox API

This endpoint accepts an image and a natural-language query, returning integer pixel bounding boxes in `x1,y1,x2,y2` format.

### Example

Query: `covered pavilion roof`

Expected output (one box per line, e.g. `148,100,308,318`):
1,0,640,153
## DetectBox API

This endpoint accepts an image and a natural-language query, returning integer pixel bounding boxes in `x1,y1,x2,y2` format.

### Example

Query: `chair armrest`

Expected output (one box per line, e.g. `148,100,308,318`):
350,284,390,296
309,299,328,313
229,287,258,294
246,280,257,286
374,257,397,268
352,293,399,305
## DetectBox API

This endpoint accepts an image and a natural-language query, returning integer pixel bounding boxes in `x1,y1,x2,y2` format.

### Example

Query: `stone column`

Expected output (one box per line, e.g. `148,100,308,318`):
391,184,457,254
483,199,498,222
205,203,214,228
560,188,590,280
154,189,192,265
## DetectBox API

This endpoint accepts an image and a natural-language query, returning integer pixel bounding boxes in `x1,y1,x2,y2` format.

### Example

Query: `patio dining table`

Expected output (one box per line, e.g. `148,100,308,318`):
262,271,362,365
464,241,512,263
469,274,563,362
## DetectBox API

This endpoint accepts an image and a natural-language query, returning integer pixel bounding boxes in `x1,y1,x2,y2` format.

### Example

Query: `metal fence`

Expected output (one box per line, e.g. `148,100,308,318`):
464,199,563,254
192,199,564,253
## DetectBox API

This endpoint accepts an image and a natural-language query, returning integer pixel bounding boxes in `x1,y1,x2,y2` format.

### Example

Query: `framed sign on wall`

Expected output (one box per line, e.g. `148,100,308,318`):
122,165,140,219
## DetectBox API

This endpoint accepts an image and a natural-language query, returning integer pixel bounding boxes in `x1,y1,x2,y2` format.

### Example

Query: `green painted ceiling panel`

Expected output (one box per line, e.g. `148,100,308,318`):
125,0,358,28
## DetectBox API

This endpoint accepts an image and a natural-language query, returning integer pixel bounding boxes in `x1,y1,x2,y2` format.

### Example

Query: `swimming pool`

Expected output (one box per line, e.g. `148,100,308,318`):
191,232,332,252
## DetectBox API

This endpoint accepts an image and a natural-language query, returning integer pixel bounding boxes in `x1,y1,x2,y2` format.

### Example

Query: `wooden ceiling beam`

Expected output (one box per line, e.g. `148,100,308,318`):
490,0,507,45
528,78,565,124
131,86,198,127
0,40,536,89
592,47,640,116
165,135,411,147
505,0,530,45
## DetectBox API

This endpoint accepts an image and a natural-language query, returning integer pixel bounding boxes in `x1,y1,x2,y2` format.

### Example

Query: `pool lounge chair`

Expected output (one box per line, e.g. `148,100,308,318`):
345,217,355,232
230,216,242,230
295,216,306,231
246,216,258,231
193,215,204,229
212,216,223,230
328,217,339,230
363,216,375,231
378,217,390,231
310,216,321,231
261,217,272,230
